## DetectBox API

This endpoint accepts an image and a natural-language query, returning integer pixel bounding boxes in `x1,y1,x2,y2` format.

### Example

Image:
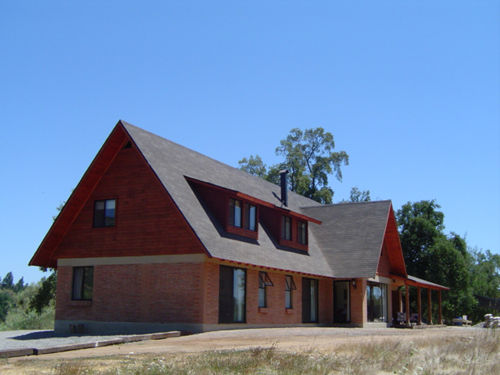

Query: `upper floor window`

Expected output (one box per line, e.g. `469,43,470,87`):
229,199,242,228
72,266,94,300
282,216,292,240
297,221,307,245
245,204,257,231
93,199,116,227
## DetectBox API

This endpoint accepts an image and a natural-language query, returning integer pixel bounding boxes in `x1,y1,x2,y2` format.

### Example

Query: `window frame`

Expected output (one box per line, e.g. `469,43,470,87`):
219,265,247,323
245,203,257,231
229,198,242,228
282,215,292,241
93,199,116,228
226,197,259,239
71,266,94,301
258,271,273,308
285,275,296,309
297,220,308,245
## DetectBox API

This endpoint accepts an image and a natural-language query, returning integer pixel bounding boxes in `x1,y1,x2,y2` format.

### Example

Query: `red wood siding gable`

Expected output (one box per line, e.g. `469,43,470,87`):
377,205,407,278
30,121,206,268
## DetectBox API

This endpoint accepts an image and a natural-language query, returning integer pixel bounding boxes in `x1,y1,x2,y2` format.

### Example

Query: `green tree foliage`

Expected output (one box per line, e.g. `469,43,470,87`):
238,155,267,178
0,272,27,323
238,127,349,204
0,290,13,322
395,200,499,322
1,272,14,289
348,187,371,202
29,271,57,314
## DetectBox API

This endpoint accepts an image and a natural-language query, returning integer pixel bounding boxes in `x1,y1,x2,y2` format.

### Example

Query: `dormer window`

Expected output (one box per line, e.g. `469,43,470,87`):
279,214,308,251
229,199,242,228
297,221,307,245
282,216,292,240
226,198,259,239
245,204,257,231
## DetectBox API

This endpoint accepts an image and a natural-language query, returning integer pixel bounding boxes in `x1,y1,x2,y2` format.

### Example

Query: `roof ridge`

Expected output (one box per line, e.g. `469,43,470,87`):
301,200,391,209
121,120,321,206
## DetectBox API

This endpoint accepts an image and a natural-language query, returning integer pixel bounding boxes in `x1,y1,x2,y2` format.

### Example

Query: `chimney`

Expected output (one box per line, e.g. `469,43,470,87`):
279,169,289,206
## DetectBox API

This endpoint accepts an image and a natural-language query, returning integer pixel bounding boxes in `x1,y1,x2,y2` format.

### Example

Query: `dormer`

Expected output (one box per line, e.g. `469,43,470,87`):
186,176,320,248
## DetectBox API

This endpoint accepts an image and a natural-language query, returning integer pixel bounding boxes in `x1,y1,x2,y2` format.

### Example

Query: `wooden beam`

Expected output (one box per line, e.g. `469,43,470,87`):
438,290,443,324
417,287,422,325
405,284,410,327
398,288,403,312
428,289,432,325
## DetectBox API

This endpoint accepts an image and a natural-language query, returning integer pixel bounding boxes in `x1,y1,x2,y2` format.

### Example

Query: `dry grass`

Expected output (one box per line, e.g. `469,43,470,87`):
1,330,498,375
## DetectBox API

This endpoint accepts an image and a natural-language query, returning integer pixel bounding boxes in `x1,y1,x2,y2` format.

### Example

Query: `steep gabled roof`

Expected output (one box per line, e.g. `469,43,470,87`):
301,201,405,278
31,120,412,281
117,121,332,276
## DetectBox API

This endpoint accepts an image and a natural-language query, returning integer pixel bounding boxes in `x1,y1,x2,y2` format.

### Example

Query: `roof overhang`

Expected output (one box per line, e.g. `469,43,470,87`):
391,274,450,291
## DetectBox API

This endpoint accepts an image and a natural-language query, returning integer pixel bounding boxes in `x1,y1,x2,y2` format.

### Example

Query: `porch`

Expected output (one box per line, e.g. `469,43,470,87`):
391,275,450,327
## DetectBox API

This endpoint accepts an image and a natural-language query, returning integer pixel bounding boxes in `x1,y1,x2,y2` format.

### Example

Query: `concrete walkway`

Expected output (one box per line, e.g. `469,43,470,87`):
0,330,180,358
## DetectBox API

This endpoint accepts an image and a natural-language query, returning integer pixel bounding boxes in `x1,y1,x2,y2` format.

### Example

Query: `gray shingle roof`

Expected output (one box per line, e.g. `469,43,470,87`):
122,121,398,279
300,202,391,278
122,121,333,277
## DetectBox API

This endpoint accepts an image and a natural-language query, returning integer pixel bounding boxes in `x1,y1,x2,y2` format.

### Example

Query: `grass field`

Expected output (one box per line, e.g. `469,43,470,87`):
1,329,498,375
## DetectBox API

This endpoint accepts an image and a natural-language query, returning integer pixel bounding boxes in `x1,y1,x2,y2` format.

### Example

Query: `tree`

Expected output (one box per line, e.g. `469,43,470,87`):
396,200,444,276
396,200,476,321
239,127,349,204
238,155,267,178
13,277,25,293
0,290,13,322
1,272,14,290
29,272,57,314
348,187,371,202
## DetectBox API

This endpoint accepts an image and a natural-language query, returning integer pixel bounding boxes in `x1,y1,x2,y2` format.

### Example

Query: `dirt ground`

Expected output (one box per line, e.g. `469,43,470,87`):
6,326,486,361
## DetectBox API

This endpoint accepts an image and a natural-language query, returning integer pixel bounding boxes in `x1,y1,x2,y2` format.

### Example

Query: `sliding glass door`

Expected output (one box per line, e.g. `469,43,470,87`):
367,282,388,322
219,266,246,323
302,278,318,323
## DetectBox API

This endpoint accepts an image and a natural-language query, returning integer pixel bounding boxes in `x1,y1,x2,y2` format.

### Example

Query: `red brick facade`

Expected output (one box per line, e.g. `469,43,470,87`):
55,145,205,259
56,262,206,324
56,260,339,329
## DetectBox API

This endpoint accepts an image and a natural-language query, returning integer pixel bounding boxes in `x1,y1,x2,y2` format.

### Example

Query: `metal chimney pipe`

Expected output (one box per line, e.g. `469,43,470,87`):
279,169,289,206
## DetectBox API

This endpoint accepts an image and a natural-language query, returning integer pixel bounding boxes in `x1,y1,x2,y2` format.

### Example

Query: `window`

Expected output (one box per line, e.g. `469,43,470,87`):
219,266,246,323
282,216,291,240
245,204,257,231
93,199,116,227
285,275,296,309
297,221,307,245
229,199,242,228
258,271,273,308
72,266,94,300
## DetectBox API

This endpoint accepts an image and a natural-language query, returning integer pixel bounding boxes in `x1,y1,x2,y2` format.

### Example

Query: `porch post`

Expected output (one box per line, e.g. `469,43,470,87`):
405,284,410,326
417,287,422,325
398,288,403,312
438,290,442,324
427,289,432,325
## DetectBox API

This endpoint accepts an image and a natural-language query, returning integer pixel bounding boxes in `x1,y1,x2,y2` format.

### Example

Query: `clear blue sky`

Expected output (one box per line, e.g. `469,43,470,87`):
1,1,499,284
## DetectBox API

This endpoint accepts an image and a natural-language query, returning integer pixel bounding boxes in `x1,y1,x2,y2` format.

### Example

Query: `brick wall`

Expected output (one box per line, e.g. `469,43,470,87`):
245,269,302,324
56,263,205,324
200,263,334,326
319,278,333,324
55,145,205,259
350,278,367,326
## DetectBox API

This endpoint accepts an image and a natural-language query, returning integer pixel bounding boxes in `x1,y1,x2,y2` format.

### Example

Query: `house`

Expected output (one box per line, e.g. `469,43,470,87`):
30,121,448,334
